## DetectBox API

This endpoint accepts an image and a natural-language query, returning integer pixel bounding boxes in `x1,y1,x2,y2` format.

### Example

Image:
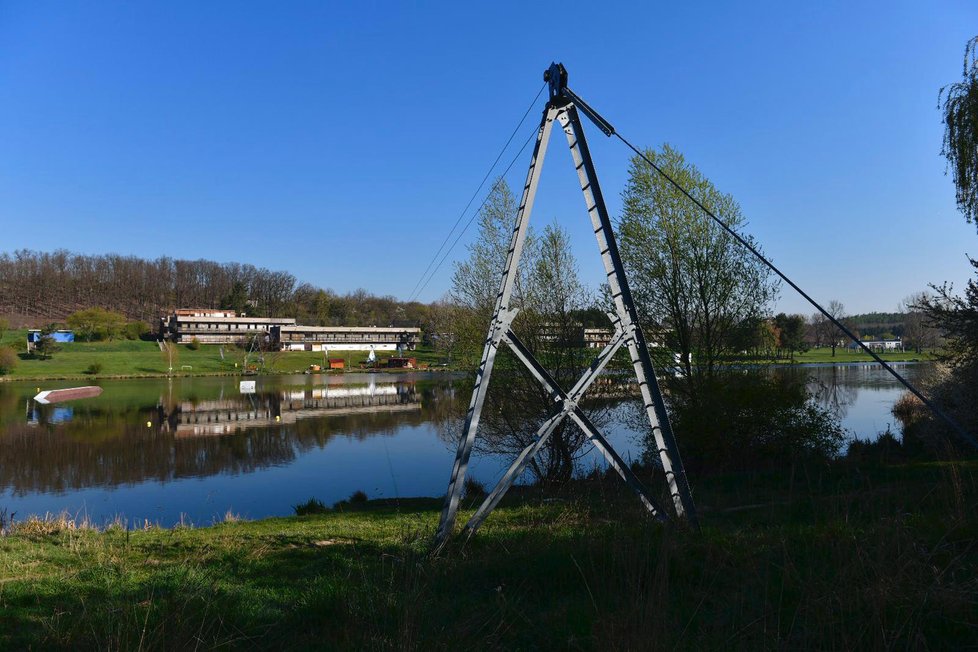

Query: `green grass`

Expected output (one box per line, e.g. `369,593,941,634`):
723,347,937,365
0,329,455,380
1,326,937,381
1,462,976,649
787,348,936,364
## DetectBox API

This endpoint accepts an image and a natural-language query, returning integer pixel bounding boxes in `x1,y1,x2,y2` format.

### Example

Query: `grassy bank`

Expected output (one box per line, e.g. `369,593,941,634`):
0,330,454,381
764,348,937,364
2,462,975,649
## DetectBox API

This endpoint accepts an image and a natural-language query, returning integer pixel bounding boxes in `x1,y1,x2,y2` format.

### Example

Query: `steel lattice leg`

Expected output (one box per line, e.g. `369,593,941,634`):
435,107,559,545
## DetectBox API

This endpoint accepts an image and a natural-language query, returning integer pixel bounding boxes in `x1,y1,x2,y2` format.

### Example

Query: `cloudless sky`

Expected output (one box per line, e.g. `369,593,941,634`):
1,1,976,315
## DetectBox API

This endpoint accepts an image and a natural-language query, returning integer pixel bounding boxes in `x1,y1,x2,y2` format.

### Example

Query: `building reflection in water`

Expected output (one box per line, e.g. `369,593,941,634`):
162,380,421,437
0,378,439,496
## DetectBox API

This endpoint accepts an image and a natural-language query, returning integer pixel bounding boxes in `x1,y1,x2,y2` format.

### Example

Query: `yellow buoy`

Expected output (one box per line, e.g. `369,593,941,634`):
146,421,152,428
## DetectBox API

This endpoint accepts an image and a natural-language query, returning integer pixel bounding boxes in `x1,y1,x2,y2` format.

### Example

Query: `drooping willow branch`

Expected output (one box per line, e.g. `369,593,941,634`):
940,36,978,229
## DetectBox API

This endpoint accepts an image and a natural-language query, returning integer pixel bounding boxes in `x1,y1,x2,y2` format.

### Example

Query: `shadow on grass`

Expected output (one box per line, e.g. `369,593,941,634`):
2,466,977,650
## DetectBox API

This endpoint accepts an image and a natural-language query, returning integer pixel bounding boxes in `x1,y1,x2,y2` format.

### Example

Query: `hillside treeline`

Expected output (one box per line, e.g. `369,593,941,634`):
0,249,434,328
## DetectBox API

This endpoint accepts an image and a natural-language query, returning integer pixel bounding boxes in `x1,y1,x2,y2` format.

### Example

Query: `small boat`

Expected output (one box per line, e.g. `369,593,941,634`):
33,386,103,405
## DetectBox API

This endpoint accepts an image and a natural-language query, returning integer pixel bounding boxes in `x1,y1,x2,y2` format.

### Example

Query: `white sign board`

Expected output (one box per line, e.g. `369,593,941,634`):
239,380,256,394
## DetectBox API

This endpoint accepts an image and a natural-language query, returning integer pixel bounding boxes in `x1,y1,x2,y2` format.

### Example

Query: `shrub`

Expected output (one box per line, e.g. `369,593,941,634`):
846,428,909,464
187,337,201,350
656,370,846,474
33,335,59,360
463,476,487,499
85,361,104,375
123,321,150,340
66,308,127,341
293,498,329,515
0,346,17,375
349,489,368,504
333,490,369,512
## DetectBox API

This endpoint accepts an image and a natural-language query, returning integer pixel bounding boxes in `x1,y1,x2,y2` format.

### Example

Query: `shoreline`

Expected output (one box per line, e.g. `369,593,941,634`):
0,358,933,383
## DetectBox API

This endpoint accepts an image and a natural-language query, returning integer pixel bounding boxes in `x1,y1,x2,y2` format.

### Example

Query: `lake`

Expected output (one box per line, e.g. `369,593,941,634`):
0,363,931,526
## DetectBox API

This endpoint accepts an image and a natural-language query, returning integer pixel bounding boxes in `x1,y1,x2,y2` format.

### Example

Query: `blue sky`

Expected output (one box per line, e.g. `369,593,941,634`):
1,1,976,315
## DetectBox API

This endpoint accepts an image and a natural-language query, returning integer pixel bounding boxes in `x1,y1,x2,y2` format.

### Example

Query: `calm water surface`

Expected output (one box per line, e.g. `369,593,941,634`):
0,364,930,525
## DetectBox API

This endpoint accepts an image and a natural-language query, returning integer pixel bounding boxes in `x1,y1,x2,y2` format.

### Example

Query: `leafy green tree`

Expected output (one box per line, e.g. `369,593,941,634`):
940,36,978,229
33,334,59,360
618,144,778,384
615,145,848,472
66,308,127,341
774,313,807,359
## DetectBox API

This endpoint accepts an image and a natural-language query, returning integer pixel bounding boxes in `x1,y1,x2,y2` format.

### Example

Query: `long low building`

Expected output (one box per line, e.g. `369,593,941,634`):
271,325,421,351
161,310,296,345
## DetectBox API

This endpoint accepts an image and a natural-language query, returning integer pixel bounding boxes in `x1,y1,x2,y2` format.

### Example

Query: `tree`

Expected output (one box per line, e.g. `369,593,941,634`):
894,37,978,450
774,313,806,359
618,144,778,384
816,301,848,357
940,36,978,229
0,317,8,343
921,267,978,368
220,281,249,315
450,182,600,482
66,307,127,341
901,292,940,353
451,179,532,359
33,333,59,360
615,145,850,472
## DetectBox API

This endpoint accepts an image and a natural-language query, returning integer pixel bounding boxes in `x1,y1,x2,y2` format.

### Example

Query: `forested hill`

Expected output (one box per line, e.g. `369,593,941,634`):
0,249,434,328
846,312,907,339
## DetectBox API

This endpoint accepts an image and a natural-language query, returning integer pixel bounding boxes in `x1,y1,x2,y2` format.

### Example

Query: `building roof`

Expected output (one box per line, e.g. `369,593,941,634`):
277,325,421,334
173,315,296,324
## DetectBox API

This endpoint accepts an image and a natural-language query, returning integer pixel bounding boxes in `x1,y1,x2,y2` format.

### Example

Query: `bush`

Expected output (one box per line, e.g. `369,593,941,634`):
846,428,910,464
654,370,846,474
187,337,201,350
32,334,59,360
293,498,329,515
0,346,17,375
85,361,103,375
123,321,150,340
66,308,127,341
333,490,369,512
349,489,368,504
463,477,487,499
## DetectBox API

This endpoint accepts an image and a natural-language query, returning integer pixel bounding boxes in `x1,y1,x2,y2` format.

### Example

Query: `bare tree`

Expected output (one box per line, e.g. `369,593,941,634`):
817,300,848,357
901,292,940,353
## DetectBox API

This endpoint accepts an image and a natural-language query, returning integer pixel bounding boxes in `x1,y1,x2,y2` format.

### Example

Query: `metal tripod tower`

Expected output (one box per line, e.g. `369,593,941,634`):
435,63,697,545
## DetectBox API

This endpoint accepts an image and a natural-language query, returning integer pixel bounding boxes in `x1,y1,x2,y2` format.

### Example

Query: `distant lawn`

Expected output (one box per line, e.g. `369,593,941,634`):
770,347,936,364
0,329,454,380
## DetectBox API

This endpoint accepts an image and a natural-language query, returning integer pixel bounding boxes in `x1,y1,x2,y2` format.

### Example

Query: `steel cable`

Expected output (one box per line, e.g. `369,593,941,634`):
407,83,547,302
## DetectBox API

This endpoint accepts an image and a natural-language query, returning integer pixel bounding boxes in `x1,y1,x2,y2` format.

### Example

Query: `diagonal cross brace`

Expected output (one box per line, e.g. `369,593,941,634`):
463,324,668,535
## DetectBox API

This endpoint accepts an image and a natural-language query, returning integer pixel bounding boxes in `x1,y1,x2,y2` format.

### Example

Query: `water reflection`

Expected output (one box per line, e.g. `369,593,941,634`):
0,364,932,524
0,374,462,499
771,362,935,439
163,380,421,437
